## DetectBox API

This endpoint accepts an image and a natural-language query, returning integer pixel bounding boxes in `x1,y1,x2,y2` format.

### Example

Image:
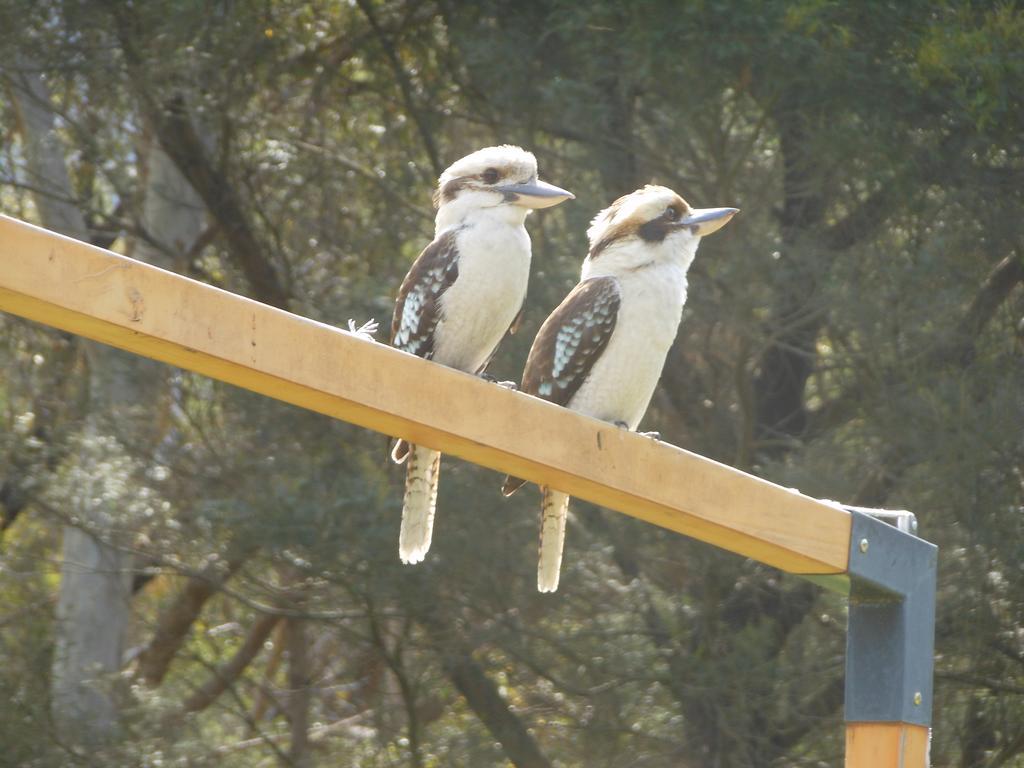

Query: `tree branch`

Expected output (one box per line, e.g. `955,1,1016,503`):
821,185,897,251
136,552,248,686
182,613,281,713
108,4,290,309
252,620,287,727
811,250,1024,437
149,96,290,308
286,618,312,768
437,646,553,768
943,252,1024,366
936,670,1024,697
292,139,433,223
415,608,553,768
354,0,443,177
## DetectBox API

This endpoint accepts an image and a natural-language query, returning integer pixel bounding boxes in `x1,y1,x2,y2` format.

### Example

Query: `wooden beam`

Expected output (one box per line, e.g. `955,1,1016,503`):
0,214,851,576
845,723,930,768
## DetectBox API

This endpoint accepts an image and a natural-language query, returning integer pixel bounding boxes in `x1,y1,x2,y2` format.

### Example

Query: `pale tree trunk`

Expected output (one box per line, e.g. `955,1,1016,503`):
8,66,90,240
10,58,129,744
49,437,135,743
9,57,203,744
135,128,205,268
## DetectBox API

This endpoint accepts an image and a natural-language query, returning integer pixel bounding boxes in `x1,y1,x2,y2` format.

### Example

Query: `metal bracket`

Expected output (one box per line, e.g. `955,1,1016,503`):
844,509,938,727
843,505,917,534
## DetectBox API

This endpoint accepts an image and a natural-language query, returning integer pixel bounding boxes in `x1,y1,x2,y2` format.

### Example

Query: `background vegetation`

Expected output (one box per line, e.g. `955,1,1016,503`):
1,1,1022,766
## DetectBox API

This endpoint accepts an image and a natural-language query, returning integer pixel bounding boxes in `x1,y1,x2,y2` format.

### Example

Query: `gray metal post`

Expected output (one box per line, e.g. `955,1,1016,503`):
844,509,938,727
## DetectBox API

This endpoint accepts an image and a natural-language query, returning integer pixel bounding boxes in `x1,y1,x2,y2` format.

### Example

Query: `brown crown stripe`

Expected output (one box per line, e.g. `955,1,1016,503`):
434,177,471,208
390,229,461,358
588,188,691,259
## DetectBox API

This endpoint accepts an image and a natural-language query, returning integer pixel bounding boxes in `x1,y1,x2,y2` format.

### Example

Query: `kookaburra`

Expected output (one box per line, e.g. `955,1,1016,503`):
502,185,737,592
391,145,573,564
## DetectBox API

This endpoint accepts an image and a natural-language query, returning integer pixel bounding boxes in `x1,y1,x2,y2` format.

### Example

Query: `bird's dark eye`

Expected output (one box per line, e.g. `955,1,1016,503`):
665,206,681,221
481,167,500,184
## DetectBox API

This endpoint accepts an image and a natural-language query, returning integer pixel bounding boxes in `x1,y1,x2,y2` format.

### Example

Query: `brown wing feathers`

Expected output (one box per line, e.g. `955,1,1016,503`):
502,276,621,495
390,229,460,358
390,229,461,463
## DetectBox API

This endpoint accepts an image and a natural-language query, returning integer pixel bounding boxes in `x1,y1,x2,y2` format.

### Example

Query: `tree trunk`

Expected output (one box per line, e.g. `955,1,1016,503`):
287,618,313,768
9,56,205,744
752,106,827,449
49,495,132,743
10,57,131,744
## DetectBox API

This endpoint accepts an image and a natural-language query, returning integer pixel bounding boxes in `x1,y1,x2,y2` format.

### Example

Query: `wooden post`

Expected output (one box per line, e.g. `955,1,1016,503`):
846,723,930,768
844,511,936,768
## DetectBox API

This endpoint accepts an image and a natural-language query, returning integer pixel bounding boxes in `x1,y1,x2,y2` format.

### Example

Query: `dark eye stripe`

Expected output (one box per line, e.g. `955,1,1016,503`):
482,167,500,184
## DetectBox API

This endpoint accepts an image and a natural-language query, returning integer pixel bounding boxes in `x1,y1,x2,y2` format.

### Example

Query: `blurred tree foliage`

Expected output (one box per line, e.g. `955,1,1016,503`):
0,0,1021,766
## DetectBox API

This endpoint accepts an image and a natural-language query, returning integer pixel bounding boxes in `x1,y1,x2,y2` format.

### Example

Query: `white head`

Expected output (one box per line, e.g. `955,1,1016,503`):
582,185,737,278
434,145,573,231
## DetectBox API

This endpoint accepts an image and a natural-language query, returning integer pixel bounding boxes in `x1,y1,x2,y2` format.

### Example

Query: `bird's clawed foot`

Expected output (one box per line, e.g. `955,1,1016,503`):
347,318,379,341
614,420,630,430
479,372,518,390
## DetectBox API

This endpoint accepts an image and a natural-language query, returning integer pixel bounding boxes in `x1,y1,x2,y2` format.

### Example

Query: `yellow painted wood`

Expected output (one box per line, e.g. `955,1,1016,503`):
0,214,852,575
845,723,930,768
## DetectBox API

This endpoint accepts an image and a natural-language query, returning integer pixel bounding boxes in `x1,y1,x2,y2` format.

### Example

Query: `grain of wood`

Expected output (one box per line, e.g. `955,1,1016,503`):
0,214,852,576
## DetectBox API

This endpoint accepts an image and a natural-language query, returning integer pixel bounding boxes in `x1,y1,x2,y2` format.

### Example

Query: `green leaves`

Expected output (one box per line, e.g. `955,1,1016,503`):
0,0,1021,764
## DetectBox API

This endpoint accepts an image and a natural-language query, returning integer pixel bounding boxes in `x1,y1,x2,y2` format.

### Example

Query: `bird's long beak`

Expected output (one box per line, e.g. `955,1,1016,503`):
500,179,575,209
679,207,739,236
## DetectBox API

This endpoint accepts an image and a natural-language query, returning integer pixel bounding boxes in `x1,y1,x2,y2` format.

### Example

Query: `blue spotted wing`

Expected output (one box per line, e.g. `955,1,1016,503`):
390,229,460,463
521,276,620,404
502,276,620,495
390,228,460,359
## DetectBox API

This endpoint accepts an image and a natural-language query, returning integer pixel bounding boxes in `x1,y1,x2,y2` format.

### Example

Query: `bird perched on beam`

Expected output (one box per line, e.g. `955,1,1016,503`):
390,145,573,565
502,185,737,592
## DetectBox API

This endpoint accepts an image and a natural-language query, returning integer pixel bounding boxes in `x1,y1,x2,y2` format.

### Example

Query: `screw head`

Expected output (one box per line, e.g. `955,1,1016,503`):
913,692,923,706
858,538,870,553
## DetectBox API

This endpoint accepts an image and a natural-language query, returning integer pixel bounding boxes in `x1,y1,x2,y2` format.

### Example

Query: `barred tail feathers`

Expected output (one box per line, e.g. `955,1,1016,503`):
399,445,441,564
538,488,570,593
